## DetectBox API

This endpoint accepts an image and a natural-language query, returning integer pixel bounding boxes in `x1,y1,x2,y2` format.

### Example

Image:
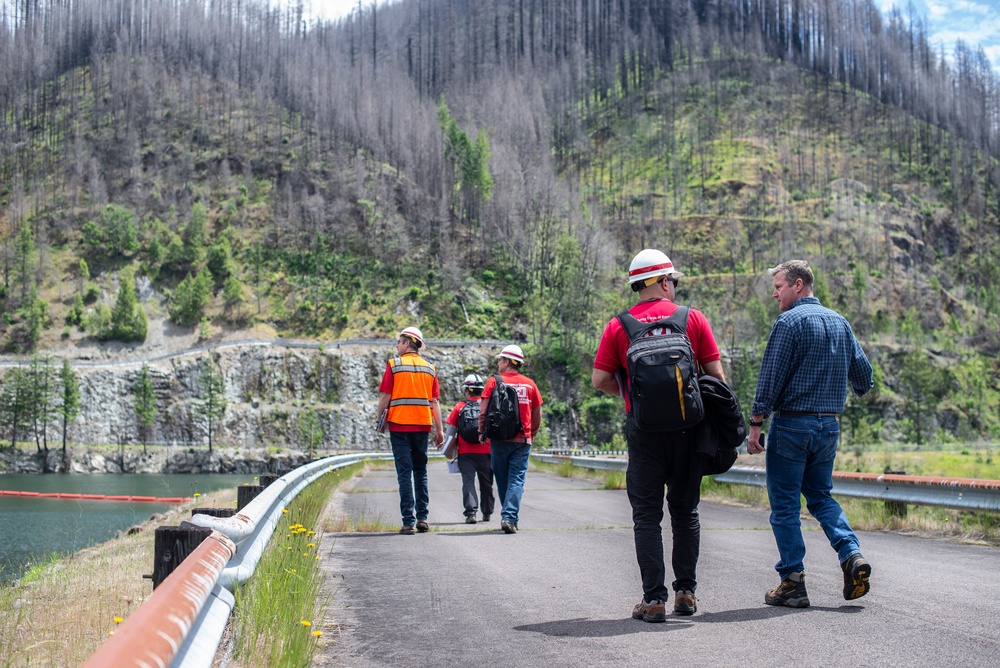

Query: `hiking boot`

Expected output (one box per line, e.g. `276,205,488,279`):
842,553,872,600
631,599,666,623
501,521,517,534
399,525,415,535
673,590,697,616
482,513,491,522
765,572,809,608
415,519,430,533
465,516,477,524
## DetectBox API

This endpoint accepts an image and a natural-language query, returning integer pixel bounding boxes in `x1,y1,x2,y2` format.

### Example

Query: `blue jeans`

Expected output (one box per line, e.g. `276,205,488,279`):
491,441,530,525
765,415,861,578
390,431,430,527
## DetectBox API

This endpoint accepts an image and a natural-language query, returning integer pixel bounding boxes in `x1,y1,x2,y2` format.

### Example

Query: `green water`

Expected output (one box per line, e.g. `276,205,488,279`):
0,473,252,583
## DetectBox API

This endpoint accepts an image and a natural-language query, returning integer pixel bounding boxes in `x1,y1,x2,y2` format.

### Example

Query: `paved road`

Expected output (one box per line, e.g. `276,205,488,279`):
314,461,999,667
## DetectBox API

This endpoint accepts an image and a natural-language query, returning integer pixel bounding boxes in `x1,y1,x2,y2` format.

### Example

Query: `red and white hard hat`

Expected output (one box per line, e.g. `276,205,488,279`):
463,373,485,390
398,326,424,349
497,344,525,364
628,248,684,285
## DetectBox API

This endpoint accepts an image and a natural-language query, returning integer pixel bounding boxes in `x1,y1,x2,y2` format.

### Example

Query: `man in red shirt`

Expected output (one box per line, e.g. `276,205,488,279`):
443,374,494,524
375,326,445,535
592,249,725,621
477,345,543,534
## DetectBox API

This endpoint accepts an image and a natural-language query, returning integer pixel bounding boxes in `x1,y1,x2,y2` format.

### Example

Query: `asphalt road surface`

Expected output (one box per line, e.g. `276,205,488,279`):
313,460,999,667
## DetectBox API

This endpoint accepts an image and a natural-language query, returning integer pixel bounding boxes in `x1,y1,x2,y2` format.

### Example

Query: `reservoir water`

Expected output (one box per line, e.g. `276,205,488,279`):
0,473,253,583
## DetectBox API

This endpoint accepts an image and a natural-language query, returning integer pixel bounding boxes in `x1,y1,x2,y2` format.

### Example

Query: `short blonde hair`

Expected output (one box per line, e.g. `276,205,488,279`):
768,260,813,289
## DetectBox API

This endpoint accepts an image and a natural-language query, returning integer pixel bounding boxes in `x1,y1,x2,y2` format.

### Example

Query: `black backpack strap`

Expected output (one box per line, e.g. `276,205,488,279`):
617,306,690,341
661,305,690,335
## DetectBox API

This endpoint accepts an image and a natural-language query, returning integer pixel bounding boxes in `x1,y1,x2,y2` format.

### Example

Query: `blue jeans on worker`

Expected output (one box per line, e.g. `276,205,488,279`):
390,431,430,527
491,441,530,525
765,414,861,578
625,417,702,602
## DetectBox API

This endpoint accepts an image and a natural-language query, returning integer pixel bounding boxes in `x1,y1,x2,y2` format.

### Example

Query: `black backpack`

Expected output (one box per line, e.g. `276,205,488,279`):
457,399,482,443
482,375,524,442
617,306,704,432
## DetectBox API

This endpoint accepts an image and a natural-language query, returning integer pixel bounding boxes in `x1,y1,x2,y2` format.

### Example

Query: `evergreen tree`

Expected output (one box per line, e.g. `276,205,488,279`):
58,359,79,461
197,358,227,452
0,367,31,448
134,363,158,454
110,268,147,342
99,204,141,256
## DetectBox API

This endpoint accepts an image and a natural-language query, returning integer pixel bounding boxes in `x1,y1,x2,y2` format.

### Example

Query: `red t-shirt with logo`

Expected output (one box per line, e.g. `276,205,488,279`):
479,372,544,440
446,400,491,455
593,299,721,413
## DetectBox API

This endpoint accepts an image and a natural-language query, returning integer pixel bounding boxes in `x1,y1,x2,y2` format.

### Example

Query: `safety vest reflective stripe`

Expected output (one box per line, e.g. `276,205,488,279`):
390,363,437,377
389,398,432,407
387,355,436,426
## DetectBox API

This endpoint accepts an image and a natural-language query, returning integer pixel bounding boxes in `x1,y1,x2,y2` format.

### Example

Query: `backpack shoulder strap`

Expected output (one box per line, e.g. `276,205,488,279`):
616,311,645,342
617,306,691,341
661,305,690,335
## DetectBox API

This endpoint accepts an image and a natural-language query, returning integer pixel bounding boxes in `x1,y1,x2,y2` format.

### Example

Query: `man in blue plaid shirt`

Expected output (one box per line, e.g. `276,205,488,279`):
747,260,874,609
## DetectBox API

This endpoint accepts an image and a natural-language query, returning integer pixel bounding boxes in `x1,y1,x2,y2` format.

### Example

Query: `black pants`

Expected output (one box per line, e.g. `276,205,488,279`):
457,453,494,517
625,417,702,602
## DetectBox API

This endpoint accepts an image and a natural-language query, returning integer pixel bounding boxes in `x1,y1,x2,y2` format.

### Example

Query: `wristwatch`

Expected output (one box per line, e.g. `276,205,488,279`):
749,419,764,428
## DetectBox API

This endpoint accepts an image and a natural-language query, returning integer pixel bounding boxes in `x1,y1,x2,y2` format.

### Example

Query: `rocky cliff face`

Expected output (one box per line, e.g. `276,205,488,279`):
64,343,505,452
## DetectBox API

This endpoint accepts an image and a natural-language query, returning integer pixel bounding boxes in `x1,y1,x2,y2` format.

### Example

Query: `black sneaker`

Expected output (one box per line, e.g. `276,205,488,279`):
465,516,477,524
673,590,697,616
765,572,809,608
631,599,666,623
482,513,491,522
842,554,872,600
501,521,517,534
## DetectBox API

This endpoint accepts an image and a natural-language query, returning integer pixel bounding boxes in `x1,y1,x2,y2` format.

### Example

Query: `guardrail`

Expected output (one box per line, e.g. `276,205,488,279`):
81,452,393,668
531,454,1000,512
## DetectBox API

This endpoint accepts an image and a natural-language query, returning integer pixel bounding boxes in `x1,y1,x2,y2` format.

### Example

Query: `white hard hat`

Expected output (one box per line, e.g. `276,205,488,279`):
628,248,684,284
398,326,424,348
497,344,524,364
463,373,485,390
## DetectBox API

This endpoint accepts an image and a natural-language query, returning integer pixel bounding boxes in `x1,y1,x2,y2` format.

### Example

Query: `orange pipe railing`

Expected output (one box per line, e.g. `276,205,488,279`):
79,530,236,668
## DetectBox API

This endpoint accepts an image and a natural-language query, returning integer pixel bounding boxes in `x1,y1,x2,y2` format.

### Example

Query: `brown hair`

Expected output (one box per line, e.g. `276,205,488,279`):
768,260,814,289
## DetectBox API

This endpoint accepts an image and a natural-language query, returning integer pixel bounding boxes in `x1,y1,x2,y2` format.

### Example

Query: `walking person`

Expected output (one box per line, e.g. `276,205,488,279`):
592,249,726,621
746,260,874,607
375,326,445,535
477,345,543,534
443,374,495,523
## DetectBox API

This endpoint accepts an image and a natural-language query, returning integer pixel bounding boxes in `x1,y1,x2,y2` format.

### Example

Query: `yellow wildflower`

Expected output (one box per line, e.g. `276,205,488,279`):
312,630,323,637
300,620,311,627
113,617,123,624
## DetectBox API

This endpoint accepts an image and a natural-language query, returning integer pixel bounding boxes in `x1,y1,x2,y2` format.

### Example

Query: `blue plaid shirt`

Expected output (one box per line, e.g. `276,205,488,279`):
751,297,873,417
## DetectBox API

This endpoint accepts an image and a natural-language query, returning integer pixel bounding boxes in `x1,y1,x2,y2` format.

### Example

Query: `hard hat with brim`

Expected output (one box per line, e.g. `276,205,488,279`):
463,373,485,389
628,248,684,284
497,344,525,364
398,326,424,348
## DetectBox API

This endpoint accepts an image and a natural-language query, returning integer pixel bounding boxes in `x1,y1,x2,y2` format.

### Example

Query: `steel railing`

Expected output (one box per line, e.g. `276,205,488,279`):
530,454,1000,511
81,452,393,668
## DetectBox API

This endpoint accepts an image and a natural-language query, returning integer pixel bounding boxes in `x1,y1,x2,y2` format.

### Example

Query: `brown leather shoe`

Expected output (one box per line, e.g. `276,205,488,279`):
399,525,415,535
631,599,666,623
415,519,430,533
673,590,697,616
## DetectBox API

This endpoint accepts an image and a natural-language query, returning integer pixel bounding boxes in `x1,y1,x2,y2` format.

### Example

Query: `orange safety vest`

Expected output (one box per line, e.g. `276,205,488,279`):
387,354,437,427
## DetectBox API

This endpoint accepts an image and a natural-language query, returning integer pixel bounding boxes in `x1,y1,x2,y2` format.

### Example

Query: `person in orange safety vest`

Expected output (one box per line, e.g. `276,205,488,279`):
376,326,445,535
